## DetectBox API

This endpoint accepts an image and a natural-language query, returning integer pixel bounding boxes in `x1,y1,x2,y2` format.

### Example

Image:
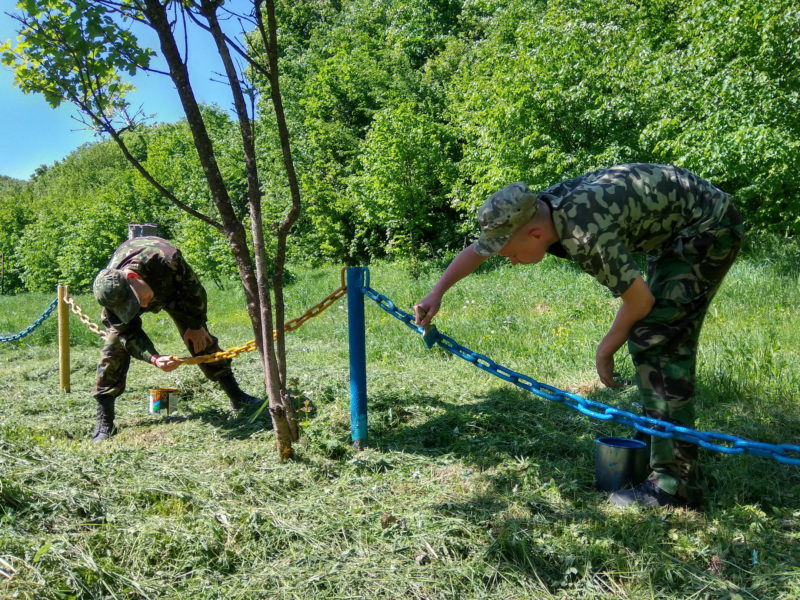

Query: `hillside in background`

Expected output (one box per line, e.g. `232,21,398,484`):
1,0,798,294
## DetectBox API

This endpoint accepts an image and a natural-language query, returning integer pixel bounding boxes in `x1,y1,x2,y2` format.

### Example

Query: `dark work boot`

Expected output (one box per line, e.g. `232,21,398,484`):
92,395,117,442
608,480,688,508
218,374,262,410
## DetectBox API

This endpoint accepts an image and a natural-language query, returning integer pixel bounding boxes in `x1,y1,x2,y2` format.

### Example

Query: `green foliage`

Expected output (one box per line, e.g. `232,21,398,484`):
639,0,800,233
11,140,165,292
13,142,121,291
350,101,460,259
267,0,800,262
265,0,469,264
128,109,244,284
2,0,799,291
0,176,33,293
1,109,246,293
2,0,152,123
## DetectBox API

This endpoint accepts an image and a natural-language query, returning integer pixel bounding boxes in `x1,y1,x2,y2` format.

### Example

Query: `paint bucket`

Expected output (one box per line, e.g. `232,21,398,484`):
148,387,179,416
594,436,649,492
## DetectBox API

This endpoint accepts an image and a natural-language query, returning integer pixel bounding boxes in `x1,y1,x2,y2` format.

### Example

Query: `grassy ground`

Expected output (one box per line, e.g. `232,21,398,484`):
1,246,799,599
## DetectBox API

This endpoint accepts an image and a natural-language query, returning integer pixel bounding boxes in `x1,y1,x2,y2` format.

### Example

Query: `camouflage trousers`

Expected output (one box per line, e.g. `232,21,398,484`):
627,203,743,503
91,315,233,400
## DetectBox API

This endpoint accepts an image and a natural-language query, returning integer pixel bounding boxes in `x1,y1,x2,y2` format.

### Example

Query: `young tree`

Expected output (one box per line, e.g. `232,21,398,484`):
2,0,303,457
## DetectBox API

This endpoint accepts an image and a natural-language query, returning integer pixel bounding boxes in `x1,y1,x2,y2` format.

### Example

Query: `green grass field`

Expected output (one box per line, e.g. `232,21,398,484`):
1,247,799,599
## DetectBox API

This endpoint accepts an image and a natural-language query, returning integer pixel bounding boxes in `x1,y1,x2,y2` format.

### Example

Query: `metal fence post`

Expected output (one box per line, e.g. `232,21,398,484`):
347,267,368,449
57,284,71,392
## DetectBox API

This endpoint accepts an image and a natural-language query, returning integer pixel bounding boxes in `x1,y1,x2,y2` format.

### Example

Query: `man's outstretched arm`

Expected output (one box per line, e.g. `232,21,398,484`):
596,275,655,387
414,244,488,327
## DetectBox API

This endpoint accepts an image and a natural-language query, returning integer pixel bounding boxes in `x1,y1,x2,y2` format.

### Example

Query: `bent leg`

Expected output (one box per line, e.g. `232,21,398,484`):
90,331,131,441
92,331,131,399
170,316,260,409
629,212,742,502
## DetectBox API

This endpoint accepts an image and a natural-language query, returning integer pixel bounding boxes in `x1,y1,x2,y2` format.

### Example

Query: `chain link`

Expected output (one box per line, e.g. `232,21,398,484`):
176,270,348,365
0,298,58,343
362,283,800,466
63,296,108,338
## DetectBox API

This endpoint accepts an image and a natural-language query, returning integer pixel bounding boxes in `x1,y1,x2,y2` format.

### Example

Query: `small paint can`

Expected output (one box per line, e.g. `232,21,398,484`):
148,387,179,416
594,436,649,492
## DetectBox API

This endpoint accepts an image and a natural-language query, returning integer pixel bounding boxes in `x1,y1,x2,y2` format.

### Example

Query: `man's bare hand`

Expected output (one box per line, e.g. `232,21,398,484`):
596,348,623,388
152,355,182,372
414,294,442,328
183,328,212,353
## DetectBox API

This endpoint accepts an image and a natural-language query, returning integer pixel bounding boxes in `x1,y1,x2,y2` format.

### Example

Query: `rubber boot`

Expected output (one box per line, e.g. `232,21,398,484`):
218,374,262,410
92,395,117,442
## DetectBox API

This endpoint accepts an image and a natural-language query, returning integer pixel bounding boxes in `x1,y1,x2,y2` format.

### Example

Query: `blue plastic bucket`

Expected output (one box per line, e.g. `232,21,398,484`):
594,436,649,492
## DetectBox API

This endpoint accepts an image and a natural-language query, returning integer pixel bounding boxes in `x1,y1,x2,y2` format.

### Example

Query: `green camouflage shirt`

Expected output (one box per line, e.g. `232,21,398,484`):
542,163,732,296
100,236,207,361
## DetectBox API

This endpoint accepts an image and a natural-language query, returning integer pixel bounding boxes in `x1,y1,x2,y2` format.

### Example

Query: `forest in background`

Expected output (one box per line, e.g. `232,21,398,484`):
1,0,798,294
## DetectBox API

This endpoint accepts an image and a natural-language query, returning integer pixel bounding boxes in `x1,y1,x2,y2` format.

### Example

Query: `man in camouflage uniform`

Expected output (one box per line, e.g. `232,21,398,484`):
90,236,261,442
414,163,743,507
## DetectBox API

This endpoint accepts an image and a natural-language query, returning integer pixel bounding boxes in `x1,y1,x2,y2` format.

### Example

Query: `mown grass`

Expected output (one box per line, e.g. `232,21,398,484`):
1,242,799,599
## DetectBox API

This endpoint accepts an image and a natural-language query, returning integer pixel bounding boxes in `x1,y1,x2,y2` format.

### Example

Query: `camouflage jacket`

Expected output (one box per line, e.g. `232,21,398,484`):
541,163,733,296
100,236,207,361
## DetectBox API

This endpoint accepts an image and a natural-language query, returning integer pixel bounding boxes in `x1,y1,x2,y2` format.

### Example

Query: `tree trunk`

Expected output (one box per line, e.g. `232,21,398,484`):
200,0,295,455
258,0,303,440
141,0,263,343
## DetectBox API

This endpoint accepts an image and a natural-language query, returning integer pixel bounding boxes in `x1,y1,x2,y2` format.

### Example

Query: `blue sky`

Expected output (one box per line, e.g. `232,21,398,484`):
1,5,247,181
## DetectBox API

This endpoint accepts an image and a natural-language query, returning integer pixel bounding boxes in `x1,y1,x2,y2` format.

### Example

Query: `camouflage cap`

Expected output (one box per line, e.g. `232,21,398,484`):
92,268,140,324
474,182,538,256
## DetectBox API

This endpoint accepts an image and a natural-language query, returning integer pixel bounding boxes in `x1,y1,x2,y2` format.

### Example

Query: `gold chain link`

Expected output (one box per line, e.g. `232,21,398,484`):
175,268,348,365
63,296,108,338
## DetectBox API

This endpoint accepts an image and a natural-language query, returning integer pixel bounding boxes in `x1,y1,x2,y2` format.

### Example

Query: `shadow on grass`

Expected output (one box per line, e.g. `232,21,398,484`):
366,384,800,595
189,404,274,439
371,386,605,477
368,382,800,510
124,390,274,440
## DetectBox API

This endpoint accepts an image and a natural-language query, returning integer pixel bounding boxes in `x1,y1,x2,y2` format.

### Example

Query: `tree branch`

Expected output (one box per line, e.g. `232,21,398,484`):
184,2,271,80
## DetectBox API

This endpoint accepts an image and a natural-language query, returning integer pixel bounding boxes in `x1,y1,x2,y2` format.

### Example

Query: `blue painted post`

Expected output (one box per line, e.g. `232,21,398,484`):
347,267,368,449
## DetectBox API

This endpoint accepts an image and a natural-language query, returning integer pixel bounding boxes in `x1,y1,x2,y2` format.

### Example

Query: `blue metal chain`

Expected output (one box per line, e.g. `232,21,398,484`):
0,298,58,343
361,284,800,466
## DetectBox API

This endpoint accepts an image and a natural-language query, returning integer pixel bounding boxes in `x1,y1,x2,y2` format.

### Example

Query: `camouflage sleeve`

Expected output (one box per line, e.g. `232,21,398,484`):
166,250,208,330
565,232,641,297
102,310,159,362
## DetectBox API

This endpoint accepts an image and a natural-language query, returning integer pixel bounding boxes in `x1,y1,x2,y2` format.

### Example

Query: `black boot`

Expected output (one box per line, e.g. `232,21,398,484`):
608,479,688,508
218,374,262,410
92,395,117,442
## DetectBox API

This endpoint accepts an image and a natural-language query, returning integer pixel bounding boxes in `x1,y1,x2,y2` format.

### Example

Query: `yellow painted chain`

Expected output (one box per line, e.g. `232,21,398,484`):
62,268,348,366
174,267,347,365
63,296,108,338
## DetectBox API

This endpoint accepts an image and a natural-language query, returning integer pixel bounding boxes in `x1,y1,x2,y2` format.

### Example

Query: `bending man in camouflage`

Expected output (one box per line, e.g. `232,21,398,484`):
90,236,261,442
414,163,743,508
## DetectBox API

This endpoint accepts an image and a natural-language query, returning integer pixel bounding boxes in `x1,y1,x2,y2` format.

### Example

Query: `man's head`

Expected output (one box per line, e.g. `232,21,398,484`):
93,268,140,324
474,182,539,256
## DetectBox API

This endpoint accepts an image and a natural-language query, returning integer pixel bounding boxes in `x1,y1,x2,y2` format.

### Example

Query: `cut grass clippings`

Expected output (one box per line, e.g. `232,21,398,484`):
1,250,799,599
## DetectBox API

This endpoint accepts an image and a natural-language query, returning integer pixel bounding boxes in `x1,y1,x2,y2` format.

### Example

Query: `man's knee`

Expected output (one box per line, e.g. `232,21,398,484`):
92,386,124,400
93,343,130,400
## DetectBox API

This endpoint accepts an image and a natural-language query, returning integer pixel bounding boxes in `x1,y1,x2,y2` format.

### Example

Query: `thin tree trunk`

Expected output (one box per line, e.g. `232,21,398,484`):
201,0,294,455
258,0,303,440
142,0,264,351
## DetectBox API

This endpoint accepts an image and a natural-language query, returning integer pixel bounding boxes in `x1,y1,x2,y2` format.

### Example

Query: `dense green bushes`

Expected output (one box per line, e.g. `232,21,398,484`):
1,0,797,293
